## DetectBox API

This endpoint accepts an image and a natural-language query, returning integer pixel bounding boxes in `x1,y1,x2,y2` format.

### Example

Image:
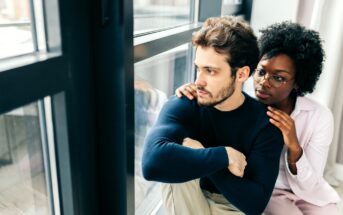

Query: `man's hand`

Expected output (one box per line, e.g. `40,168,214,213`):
182,137,204,149
225,147,247,178
182,139,246,177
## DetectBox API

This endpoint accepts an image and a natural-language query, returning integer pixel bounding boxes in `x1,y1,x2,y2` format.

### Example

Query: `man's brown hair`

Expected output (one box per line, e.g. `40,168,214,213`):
192,16,259,77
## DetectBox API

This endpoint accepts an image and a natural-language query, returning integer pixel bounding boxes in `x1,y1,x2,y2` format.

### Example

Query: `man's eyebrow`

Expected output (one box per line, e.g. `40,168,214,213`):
206,66,221,70
194,63,220,70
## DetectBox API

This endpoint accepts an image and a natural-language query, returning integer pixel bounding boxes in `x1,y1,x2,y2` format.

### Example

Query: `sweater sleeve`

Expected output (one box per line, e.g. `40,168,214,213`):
208,124,284,215
142,96,228,183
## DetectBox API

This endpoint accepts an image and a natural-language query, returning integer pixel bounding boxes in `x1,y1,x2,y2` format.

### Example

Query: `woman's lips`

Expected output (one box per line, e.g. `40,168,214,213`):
256,90,271,99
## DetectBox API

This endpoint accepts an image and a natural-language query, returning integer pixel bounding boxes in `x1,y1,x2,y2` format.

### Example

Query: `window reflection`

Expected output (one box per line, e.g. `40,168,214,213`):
134,44,192,214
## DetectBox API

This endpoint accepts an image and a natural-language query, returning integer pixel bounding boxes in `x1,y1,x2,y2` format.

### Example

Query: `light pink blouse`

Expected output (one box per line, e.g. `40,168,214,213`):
275,96,341,206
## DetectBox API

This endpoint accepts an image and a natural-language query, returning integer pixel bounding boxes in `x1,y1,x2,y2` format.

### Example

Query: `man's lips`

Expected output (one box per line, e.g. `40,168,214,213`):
256,90,271,99
197,89,209,97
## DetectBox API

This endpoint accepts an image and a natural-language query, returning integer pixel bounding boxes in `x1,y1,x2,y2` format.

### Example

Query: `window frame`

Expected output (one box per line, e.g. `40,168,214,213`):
0,0,97,214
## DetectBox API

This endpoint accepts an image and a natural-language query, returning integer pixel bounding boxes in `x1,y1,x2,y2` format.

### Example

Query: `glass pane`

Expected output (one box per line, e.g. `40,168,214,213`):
0,0,34,59
0,102,54,214
134,0,192,35
134,44,192,214
221,0,244,16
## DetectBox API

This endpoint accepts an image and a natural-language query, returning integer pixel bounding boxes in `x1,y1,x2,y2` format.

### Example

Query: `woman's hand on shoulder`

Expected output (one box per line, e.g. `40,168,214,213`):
175,83,197,100
266,106,302,170
266,106,299,150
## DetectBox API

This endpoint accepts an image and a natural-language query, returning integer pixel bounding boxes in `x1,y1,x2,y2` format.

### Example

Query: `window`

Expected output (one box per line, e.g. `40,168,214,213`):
135,44,192,96
0,0,34,59
134,44,192,214
133,0,198,213
0,0,57,67
132,0,234,213
0,0,67,212
0,99,60,214
134,0,192,35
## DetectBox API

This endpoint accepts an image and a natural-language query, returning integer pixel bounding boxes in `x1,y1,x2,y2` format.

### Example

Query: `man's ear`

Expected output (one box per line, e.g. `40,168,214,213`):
236,66,250,82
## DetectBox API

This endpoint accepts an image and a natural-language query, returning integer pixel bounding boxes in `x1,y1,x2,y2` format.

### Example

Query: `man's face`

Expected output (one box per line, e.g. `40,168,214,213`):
253,54,296,106
194,46,236,107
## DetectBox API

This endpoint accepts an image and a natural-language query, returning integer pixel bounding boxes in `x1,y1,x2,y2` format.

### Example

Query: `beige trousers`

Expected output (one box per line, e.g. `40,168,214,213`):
161,179,244,215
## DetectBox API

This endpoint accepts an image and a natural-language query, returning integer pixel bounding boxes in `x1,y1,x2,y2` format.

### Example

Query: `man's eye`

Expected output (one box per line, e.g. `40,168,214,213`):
272,75,285,82
206,68,215,75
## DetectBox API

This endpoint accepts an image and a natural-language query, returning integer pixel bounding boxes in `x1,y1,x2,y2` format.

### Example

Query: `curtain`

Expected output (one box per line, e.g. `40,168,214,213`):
308,0,343,186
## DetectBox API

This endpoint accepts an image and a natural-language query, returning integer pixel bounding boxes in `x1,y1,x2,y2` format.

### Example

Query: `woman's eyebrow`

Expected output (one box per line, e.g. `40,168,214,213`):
273,69,291,74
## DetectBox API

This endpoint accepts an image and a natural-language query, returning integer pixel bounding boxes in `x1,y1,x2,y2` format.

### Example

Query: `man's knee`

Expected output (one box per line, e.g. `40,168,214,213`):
160,180,211,215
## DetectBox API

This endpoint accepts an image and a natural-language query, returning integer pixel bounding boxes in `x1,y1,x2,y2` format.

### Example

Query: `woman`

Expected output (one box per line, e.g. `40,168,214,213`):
176,22,341,214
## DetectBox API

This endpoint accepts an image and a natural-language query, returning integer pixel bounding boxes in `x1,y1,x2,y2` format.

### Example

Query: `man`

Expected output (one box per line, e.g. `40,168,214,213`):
142,16,284,215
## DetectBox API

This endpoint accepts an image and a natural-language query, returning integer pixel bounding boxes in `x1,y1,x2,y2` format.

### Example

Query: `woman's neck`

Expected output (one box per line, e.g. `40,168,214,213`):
275,95,297,115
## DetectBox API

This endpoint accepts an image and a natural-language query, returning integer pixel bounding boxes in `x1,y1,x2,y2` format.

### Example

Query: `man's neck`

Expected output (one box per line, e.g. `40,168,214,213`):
214,90,245,112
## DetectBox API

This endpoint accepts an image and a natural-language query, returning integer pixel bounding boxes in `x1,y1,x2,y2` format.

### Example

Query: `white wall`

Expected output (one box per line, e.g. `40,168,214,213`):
250,0,299,36
244,0,300,95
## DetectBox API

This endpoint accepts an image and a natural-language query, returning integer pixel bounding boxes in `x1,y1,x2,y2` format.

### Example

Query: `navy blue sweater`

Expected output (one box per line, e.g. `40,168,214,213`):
142,94,283,215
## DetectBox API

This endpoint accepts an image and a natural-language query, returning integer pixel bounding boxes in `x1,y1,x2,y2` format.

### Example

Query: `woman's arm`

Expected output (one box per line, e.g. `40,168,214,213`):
267,105,334,190
266,106,302,174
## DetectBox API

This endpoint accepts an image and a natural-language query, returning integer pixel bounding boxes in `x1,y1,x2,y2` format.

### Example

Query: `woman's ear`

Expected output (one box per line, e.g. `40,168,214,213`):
236,66,250,82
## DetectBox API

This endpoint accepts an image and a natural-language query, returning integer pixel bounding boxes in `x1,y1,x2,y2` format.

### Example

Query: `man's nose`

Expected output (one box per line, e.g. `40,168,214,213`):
195,71,206,87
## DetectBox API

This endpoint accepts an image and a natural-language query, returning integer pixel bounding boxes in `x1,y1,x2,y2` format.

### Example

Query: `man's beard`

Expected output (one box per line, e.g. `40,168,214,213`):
197,78,236,107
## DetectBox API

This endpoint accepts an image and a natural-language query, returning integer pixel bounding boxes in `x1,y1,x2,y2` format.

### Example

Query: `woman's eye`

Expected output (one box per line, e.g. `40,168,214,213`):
272,75,285,82
257,69,265,76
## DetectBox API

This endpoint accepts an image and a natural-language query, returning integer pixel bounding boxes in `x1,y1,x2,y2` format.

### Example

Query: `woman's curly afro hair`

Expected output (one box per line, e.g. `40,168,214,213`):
258,21,325,96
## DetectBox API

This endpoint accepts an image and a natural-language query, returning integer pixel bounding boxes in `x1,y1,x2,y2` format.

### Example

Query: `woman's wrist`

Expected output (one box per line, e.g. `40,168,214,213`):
287,145,302,164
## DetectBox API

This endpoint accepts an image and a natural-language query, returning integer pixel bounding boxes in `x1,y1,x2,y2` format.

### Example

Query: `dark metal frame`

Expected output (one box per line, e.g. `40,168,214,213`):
93,0,134,213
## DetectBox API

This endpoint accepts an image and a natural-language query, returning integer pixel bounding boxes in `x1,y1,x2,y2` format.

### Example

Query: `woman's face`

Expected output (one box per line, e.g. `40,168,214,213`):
253,54,297,107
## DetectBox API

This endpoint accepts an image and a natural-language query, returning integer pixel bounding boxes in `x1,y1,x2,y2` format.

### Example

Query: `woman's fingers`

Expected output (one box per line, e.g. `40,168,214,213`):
176,87,183,98
269,118,288,132
189,83,197,91
267,110,291,133
175,83,197,100
267,106,292,127
185,84,197,98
